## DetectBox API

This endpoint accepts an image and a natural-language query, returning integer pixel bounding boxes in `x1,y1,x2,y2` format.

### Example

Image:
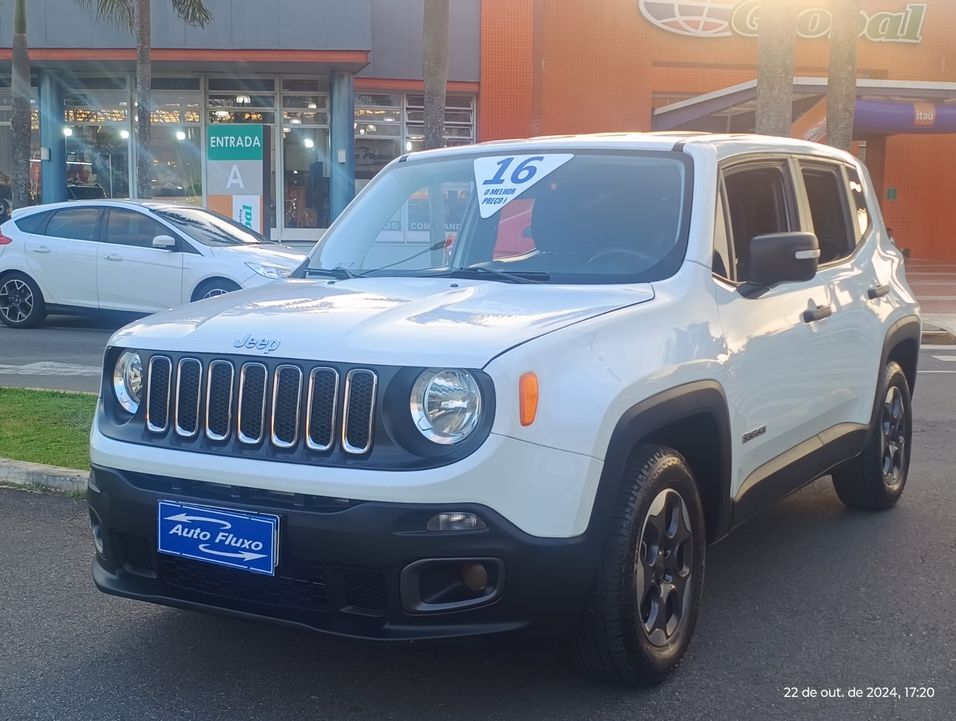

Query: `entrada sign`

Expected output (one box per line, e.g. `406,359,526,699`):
639,1,927,43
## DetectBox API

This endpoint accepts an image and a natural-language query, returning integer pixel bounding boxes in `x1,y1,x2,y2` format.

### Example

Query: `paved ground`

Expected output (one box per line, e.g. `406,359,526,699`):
905,259,956,336
0,346,952,721
0,314,126,392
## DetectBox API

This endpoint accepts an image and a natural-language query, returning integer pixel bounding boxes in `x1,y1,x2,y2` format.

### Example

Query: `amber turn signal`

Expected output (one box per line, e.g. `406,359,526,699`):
519,372,539,426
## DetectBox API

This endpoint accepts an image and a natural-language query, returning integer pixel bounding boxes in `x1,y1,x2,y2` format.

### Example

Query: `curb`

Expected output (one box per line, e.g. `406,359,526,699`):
0,457,88,494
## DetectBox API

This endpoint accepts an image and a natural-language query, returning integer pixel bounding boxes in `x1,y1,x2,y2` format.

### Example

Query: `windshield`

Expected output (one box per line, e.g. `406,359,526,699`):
306,150,691,284
155,207,274,247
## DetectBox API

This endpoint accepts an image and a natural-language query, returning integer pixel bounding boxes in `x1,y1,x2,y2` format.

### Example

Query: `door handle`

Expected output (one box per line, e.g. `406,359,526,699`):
105,254,124,262
867,284,891,299
802,304,833,323
32,246,51,254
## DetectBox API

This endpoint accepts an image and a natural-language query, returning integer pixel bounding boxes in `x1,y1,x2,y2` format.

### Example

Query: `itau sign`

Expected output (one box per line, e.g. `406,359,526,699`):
207,125,265,233
639,1,927,43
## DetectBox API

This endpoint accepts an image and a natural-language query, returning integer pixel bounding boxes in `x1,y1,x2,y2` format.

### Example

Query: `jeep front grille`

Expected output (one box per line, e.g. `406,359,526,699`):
146,357,377,456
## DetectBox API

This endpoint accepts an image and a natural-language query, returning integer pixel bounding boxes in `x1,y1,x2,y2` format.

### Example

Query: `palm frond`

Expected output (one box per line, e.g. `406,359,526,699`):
170,0,212,27
74,0,135,32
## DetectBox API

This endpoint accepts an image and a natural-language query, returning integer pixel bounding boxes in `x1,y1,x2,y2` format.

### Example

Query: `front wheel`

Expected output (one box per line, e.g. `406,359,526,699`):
192,278,240,302
832,361,912,510
0,272,47,328
573,444,706,686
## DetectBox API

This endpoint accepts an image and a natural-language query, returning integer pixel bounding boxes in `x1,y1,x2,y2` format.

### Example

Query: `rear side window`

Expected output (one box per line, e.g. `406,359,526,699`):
14,212,50,234
800,164,854,264
45,207,102,241
846,167,870,241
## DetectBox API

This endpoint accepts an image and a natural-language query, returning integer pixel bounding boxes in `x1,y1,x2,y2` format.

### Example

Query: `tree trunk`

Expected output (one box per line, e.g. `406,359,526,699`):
827,0,860,151
135,0,152,198
422,0,450,151
11,0,32,208
422,0,450,257
755,0,798,137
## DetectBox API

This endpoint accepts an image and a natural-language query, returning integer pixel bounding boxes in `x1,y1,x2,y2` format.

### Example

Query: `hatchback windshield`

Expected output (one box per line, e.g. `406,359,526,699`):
307,150,691,284
155,207,274,247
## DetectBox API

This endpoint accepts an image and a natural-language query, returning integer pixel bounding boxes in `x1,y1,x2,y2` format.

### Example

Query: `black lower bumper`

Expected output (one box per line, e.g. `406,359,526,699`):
88,465,601,643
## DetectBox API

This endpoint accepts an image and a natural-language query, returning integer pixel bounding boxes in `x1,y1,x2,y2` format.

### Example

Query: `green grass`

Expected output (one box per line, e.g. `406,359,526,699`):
0,387,96,470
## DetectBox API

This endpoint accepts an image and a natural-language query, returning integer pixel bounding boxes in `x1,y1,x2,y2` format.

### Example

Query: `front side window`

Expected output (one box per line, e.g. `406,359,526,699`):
722,164,794,281
45,207,102,241
105,209,170,248
155,206,273,247
308,151,691,284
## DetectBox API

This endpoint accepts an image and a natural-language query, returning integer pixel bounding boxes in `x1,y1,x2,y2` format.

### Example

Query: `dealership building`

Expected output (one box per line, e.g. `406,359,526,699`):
2,0,955,258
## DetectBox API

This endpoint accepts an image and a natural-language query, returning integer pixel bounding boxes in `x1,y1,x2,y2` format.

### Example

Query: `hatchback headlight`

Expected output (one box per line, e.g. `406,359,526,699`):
246,262,291,280
113,350,143,414
410,369,482,445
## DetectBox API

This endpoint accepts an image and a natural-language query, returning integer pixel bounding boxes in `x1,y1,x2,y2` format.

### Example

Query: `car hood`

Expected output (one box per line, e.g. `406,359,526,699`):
110,277,655,367
207,243,307,267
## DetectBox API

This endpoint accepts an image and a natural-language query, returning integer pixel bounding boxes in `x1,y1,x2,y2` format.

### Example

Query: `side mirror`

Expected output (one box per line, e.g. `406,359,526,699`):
152,234,177,250
747,231,819,288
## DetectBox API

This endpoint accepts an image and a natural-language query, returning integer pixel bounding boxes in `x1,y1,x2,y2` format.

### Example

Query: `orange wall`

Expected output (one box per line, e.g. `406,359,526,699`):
882,134,956,260
479,0,956,259
478,0,534,141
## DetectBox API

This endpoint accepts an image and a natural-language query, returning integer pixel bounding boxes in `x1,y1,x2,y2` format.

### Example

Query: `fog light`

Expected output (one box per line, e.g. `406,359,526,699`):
461,562,488,592
89,510,104,555
426,512,487,532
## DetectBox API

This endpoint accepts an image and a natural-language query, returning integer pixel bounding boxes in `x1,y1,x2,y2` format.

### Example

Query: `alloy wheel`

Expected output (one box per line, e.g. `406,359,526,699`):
0,279,34,324
880,385,907,491
201,288,230,300
635,488,694,647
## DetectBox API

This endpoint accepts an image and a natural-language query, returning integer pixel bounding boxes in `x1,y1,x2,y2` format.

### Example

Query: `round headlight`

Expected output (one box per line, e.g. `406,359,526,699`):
410,369,482,445
113,350,143,414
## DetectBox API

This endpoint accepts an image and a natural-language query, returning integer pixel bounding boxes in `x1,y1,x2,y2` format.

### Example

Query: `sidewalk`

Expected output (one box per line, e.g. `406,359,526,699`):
905,259,956,339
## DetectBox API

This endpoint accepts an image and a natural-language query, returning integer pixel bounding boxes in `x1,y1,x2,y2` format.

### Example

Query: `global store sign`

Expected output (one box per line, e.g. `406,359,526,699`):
639,1,927,43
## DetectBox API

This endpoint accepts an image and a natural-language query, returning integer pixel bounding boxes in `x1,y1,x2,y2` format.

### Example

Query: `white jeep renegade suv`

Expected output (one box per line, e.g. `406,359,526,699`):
88,133,920,685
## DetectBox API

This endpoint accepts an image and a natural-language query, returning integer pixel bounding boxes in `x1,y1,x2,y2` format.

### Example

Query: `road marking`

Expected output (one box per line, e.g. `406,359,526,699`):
0,362,101,377
931,355,956,362
918,370,956,374
921,345,956,350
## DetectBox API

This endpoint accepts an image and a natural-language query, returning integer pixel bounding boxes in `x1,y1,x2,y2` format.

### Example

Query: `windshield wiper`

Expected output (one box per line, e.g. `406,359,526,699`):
305,266,360,280
447,265,549,284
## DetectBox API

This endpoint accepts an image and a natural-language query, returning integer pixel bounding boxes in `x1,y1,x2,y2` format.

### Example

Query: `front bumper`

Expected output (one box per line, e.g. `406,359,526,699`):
88,465,602,643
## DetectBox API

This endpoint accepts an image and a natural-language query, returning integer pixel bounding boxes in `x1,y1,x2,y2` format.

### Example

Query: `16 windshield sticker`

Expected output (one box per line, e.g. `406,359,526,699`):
473,153,574,218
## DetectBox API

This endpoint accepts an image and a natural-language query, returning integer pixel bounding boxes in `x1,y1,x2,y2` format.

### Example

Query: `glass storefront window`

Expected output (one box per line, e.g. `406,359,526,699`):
282,127,330,229
149,84,202,204
0,88,41,205
150,126,202,204
66,125,129,199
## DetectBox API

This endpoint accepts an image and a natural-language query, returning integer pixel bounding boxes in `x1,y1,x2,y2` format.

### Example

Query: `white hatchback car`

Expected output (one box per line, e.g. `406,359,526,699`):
0,200,305,328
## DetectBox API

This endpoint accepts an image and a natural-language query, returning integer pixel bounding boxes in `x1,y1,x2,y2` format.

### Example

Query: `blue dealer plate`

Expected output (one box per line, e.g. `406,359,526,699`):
157,501,279,576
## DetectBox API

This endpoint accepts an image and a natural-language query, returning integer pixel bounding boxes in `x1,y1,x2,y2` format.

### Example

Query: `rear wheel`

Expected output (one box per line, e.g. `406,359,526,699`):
573,444,705,686
0,272,46,328
192,278,240,302
832,361,912,510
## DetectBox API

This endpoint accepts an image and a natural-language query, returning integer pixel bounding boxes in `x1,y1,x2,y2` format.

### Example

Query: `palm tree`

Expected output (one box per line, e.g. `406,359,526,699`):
827,0,860,151
422,0,449,252
10,0,31,208
755,0,798,137
78,0,211,198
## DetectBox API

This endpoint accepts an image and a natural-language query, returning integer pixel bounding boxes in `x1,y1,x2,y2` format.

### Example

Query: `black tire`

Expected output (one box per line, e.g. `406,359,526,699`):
832,361,912,510
0,271,46,328
573,444,706,686
192,278,240,302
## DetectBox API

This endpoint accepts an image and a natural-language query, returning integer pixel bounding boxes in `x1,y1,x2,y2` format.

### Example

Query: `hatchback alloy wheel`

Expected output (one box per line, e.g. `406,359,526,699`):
0,278,34,324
